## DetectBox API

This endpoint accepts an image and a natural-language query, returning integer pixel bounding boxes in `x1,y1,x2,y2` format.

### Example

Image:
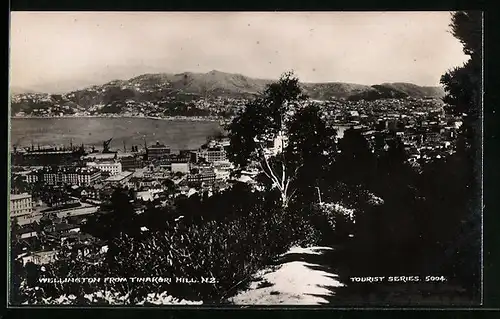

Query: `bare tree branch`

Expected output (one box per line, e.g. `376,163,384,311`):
259,144,283,191
288,189,298,202
284,178,291,196
258,162,278,187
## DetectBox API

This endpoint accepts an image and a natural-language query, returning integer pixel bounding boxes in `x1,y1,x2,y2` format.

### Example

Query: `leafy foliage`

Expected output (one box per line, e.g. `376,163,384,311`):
15,183,326,304
227,71,334,207
331,12,482,299
438,10,482,294
440,11,482,151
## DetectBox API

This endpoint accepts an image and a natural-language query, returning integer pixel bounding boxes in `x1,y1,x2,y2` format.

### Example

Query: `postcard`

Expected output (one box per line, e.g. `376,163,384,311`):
8,11,483,307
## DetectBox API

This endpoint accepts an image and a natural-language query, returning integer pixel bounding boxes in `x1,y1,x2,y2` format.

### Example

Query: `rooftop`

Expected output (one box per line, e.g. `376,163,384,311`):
21,150,77,155
149,142,169,149
87,161,120,166
32,166,101,175
10,193,31,200
16,224,37,233
83,152,135,160
105,171,134,182
46,223,80,233
171,159,190,164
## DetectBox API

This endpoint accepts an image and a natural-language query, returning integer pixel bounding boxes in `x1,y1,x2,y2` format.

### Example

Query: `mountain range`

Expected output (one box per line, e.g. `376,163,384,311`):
11,70,445,113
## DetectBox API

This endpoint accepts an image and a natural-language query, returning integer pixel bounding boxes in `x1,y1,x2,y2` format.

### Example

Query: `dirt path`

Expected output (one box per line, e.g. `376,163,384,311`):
230,246,344,305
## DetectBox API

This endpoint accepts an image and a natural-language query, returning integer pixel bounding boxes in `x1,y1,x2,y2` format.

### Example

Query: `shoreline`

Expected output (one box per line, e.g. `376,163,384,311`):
11,115,225,123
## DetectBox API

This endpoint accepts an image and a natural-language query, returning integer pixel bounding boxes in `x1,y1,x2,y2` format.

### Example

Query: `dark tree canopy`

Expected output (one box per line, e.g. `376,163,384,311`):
440,11,482,150
436,11,482,295
226,71,335,207
449,11,482,58
286,104,337,170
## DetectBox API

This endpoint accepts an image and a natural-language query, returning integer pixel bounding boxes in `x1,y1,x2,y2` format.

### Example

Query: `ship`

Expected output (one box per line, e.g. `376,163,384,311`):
11,143,87,167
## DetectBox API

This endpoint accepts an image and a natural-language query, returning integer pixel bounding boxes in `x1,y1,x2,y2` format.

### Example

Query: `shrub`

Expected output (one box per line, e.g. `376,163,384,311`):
17,187,326,305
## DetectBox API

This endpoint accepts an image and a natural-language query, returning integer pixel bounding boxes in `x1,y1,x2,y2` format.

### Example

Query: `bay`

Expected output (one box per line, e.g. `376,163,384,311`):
10,117,224,152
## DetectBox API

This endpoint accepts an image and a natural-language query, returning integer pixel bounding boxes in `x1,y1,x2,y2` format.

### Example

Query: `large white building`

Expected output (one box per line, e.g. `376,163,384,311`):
27,167,102,186
86,161,122,176
10,193,33,220
196,146,227,163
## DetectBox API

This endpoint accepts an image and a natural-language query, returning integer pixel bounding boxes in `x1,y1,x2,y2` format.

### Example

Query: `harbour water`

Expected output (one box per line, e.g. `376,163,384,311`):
10,117,224,153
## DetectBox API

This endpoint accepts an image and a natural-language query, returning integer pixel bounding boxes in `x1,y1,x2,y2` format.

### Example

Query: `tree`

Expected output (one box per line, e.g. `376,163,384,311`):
440,11,482,151
285,104,337,206
437,11,482,296
11,217,20,234
335,127,376,188
227,71,332,208
25,262,40,288
11,175,30,194
82,187,138,241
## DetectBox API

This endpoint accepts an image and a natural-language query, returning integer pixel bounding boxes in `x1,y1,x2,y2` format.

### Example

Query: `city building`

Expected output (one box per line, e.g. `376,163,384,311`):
16,224,38,239
10,193,33,220
25,171,39,184
30,166,102,186
80,188,100,201
179,149,196,158
42,203,99,218
214,169,231,181
213,161,234,170
11,146,85,167
171,162,191,174
196,146,227,163
219,138,230,147
187,170,216,185
120,155,143,171
82,152,135,162
21,249,58,266
147,142,171,160
105,171,134,186
86,161,122,176
135,188,163,202
158,155,191,172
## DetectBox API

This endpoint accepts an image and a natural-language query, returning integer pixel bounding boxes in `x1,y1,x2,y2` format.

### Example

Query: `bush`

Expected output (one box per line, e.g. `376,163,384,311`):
313,202,356,245
16,186,325,305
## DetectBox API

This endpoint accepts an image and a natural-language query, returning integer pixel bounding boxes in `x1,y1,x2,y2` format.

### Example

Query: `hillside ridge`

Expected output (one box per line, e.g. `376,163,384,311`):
10,70,445,115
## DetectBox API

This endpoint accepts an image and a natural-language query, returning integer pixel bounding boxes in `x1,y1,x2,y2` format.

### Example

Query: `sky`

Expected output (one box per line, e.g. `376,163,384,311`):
10,11,469,93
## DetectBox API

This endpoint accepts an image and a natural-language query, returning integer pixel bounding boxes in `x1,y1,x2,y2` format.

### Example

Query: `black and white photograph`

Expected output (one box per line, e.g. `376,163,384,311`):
8,11,482,306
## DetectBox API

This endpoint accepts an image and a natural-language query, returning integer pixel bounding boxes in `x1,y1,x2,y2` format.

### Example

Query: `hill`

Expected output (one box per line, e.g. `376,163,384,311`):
302,82,377,100
129,70,271,96
346,83,445,101
10,86,39,95
10,70,445,115
377,82,444,99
